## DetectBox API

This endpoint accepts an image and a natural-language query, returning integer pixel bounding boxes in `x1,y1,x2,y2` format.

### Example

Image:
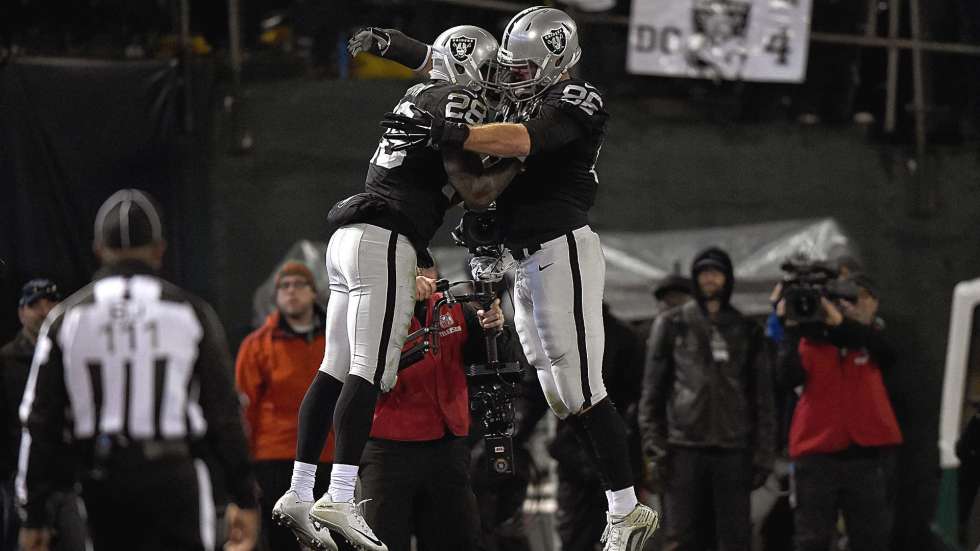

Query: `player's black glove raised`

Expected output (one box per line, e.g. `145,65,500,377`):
381,106,470,152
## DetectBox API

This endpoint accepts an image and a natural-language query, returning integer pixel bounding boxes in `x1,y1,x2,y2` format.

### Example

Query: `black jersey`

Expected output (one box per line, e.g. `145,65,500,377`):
364,80,489,245
496,78,609,245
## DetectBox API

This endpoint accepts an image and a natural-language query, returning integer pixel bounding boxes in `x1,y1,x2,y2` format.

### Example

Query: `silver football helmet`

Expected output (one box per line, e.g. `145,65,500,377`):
496,7,582,101
430,25,499,91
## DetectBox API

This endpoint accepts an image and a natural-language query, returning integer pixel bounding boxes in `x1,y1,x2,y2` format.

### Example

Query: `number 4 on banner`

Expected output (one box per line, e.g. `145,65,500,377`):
765,27,792,66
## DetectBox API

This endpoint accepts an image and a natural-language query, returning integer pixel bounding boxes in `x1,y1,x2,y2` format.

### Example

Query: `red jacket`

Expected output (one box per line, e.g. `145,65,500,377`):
236,310,335,461
788,337,903,458
370,294,473,441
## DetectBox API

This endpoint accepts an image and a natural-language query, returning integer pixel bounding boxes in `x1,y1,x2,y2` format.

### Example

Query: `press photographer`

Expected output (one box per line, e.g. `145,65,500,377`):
776,272,902,551
358,258,515,551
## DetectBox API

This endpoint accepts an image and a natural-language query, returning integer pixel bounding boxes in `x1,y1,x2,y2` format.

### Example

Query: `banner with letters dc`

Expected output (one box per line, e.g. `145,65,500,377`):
627,0,812,82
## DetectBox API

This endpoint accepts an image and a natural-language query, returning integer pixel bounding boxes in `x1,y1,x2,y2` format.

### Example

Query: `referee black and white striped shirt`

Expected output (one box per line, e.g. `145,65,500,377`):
16,191,256,530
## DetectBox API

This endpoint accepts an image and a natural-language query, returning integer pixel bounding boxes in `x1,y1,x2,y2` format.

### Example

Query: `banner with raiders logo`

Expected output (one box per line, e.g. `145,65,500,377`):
627,0,812,82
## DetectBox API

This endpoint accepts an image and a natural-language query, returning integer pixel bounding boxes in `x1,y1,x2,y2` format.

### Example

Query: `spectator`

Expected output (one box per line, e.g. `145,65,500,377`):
0,280,84,551
235,261,334,551
654,275,694,313
357,265,504,551
549,302,646,551
639,246,775,551
632,275,693,359
776,273,902,551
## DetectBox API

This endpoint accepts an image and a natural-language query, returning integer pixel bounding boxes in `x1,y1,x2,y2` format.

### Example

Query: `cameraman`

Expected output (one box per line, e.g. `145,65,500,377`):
357,265,507,551
776,273,902,551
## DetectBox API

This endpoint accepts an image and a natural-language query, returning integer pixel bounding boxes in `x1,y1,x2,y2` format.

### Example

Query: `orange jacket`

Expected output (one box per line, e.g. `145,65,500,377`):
236,309,334,462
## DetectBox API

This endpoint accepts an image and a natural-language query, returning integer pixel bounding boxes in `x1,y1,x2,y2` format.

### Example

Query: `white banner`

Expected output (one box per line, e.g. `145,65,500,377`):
627,0,812,82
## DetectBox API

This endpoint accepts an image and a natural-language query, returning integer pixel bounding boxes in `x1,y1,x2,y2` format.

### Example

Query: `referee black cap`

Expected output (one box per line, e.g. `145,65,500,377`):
94,189,164,249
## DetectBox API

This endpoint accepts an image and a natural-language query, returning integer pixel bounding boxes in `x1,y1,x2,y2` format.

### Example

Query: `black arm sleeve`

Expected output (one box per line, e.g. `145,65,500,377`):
638,314,674,455
19,320,71,528
379,29,431,71
522,105,588,156
192,300,258,509
828,319,896,370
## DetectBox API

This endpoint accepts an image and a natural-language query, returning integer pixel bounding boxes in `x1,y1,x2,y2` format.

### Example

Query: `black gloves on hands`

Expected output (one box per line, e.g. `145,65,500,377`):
381,106,470,153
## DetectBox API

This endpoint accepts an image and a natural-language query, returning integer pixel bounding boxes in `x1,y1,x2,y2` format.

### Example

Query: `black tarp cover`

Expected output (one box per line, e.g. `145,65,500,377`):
0,57,180,340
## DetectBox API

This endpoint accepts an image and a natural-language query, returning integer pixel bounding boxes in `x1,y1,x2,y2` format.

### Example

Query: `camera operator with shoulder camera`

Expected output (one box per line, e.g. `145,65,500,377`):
358,262,509,551
776,272,902,551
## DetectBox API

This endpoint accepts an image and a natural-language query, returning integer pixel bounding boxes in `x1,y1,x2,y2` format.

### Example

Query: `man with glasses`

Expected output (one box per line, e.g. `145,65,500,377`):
236,262,334,551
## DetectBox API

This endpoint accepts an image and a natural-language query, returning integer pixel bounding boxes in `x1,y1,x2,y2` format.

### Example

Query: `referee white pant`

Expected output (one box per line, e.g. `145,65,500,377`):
320,223,417,392
513,225,608,418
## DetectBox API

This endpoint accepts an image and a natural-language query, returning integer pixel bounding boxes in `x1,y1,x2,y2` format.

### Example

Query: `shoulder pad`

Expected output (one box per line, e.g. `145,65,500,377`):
541,79,608,132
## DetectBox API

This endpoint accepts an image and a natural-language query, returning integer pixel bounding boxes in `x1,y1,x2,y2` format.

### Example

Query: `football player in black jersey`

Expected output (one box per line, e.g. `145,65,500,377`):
272,26,521,551
383,8,659,551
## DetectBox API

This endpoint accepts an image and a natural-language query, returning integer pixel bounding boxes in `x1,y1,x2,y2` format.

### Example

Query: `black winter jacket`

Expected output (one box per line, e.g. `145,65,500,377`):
639,300,775,466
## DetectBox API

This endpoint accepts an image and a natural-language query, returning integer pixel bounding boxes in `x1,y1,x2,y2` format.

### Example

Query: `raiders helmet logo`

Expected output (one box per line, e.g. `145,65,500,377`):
449,36,477,62
541,28,567,56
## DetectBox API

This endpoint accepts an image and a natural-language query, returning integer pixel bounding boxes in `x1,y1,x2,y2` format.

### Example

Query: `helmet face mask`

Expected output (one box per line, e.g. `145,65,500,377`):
495,60,543,100
494,6,582,103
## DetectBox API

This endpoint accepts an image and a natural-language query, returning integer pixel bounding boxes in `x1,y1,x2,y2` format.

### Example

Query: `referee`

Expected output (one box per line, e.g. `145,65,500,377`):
17,190,259,551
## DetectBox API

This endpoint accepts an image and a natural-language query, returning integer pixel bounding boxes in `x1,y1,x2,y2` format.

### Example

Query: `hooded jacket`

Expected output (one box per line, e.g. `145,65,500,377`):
236,306,335,462
639,248,775,465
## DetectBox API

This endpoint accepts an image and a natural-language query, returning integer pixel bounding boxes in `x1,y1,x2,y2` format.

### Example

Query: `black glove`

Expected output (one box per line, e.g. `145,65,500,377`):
348,27,430,70
752,465,772,490
381,106,470,152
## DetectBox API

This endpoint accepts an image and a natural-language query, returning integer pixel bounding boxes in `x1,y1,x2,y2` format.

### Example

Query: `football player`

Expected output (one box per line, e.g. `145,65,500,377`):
383,7,660,551
272,26,521,551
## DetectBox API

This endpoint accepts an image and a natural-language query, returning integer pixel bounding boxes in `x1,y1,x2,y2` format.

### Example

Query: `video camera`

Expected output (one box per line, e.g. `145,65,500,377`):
400,209,522,476
780,256,859,324
451,207,504,256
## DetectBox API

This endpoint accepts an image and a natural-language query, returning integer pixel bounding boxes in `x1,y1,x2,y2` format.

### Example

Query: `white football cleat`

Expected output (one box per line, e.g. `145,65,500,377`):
309,495,387,551
272,490,338,551
600,503,660,551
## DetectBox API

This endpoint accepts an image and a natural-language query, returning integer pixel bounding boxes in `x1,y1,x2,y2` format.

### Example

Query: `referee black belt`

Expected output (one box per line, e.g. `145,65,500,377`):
96,436,192,462
509,244,542,261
